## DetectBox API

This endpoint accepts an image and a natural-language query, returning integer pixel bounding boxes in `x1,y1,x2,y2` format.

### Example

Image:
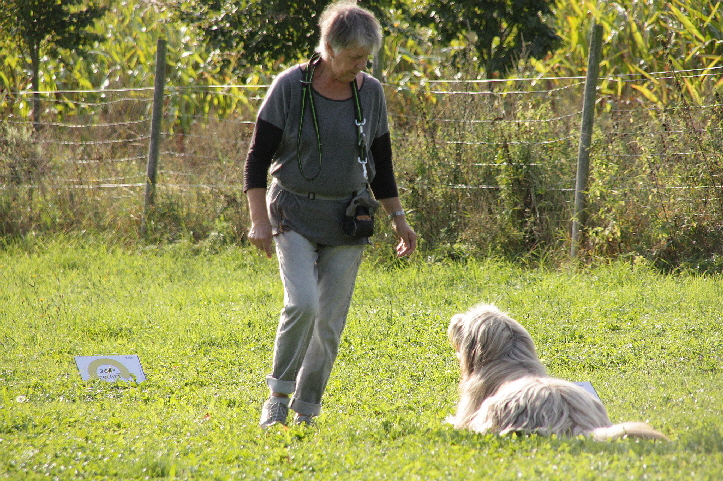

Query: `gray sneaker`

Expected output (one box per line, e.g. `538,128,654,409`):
294,413,316,426
259,397,289,428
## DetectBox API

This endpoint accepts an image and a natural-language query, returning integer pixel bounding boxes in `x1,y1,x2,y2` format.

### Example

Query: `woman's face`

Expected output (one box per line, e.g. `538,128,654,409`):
327,44,372,83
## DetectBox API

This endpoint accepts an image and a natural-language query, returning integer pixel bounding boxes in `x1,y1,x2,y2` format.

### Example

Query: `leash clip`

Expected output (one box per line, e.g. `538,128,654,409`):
356,118,366,146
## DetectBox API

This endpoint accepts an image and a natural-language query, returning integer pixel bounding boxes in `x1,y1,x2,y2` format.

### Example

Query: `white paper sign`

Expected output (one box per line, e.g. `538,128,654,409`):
75,355,146,383
574,381,601,402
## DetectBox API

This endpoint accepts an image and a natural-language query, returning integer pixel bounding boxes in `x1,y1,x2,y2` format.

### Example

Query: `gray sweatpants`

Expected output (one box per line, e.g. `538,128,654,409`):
265,230,365,416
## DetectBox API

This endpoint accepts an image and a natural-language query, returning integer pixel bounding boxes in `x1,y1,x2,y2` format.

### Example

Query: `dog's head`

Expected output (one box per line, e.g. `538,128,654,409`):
448,304,539,378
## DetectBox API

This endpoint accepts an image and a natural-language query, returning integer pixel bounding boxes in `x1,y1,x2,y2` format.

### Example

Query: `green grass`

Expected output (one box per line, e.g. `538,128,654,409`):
1,237,722,480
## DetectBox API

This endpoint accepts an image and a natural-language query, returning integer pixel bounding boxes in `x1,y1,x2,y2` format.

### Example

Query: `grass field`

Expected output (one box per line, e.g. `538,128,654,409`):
1,237,722,480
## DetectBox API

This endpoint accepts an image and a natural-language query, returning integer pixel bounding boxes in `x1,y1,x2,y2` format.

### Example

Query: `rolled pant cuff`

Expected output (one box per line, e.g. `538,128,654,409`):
290,397,321,416
265,374,296,395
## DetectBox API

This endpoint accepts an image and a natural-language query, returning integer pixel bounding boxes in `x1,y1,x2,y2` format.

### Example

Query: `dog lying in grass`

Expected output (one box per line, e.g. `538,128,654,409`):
447,304,668,441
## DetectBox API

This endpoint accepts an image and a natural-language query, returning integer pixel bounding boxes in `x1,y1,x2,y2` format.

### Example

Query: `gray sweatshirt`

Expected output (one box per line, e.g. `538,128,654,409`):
244,64,399,245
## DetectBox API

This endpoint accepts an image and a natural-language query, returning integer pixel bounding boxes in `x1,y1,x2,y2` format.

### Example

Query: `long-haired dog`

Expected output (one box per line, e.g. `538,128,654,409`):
447,304,668,441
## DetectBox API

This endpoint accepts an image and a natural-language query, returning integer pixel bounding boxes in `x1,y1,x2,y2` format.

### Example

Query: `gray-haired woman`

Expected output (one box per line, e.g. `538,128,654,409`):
244,0,416,427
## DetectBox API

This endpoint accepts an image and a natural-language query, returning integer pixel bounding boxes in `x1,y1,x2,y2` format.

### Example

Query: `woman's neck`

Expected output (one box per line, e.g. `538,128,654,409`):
312,60,356,100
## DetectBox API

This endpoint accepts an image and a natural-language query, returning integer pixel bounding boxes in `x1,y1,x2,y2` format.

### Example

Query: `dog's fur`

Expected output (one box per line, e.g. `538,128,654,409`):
448,304,668,441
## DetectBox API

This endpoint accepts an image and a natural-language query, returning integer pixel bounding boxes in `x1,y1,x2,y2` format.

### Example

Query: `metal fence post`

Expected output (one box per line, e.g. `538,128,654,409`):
571,24,603,258
142,38,167,237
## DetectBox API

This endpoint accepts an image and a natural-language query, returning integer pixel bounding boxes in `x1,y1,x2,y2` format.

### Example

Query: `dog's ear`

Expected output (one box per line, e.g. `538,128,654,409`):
448,313,467,350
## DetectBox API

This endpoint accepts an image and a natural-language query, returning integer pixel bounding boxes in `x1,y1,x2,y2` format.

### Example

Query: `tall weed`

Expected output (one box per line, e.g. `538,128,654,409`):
1,0,723,269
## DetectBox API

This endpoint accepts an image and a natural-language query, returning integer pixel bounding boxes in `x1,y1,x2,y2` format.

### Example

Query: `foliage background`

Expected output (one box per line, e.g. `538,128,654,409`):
2,3,723,478
0,0,722,269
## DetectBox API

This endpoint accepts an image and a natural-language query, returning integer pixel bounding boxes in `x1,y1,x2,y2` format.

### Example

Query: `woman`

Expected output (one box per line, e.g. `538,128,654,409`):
244,0,416,427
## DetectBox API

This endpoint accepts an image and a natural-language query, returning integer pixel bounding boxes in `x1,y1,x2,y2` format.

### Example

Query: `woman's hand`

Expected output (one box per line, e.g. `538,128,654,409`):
248,221,274,258
391,217,417,257
379,197,417,257
246,188,274,258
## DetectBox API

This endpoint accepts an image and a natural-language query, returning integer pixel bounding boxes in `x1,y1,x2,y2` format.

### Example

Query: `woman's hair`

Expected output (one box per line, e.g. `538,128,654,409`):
317,1,382,60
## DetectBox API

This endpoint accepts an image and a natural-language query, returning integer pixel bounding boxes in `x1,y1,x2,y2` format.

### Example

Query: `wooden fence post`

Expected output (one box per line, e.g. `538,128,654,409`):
571,24,603,258
142,38,167,237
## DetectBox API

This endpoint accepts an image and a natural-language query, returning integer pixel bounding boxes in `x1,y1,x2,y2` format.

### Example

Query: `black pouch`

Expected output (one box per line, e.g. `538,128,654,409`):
342,189,380,239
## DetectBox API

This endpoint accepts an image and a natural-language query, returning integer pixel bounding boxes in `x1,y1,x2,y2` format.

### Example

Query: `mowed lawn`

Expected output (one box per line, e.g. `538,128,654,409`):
1,237,722,480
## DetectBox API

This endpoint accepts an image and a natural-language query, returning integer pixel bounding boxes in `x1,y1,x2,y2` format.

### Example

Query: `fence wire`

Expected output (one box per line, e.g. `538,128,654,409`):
2,72,720,195
2,68,723,261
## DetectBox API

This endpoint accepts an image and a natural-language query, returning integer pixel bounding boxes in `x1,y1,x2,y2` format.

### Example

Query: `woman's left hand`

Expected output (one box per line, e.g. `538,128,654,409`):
392,219,417,257
379,197,417,257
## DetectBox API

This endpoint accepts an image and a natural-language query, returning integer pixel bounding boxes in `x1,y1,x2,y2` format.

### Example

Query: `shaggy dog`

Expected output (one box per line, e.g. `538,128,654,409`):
447,304,668,441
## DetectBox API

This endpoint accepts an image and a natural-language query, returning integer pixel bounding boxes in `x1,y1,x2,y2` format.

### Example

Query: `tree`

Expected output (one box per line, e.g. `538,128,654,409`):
0,0,107,127
413,0,560,77
177,0,558,79
175,0,395,75
177,0,323,72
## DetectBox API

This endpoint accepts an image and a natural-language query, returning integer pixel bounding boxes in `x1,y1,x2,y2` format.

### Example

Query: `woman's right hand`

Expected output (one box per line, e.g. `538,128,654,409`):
248,221,274,258
246,188,274,258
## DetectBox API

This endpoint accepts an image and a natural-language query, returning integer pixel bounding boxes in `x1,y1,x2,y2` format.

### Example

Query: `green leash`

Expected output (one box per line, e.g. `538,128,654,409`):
297,52,368,183
297,52,324,181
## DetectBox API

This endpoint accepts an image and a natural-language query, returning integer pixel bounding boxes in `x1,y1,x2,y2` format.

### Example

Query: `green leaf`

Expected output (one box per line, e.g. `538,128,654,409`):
628,18,647,54
668,4,706,42
630,84,661,103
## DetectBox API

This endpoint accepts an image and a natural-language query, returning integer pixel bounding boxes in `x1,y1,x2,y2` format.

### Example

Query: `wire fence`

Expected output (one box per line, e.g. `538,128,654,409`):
2,64,723,266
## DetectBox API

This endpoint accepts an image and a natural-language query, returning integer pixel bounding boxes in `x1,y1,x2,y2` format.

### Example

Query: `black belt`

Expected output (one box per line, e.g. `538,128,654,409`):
280,184,358,201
